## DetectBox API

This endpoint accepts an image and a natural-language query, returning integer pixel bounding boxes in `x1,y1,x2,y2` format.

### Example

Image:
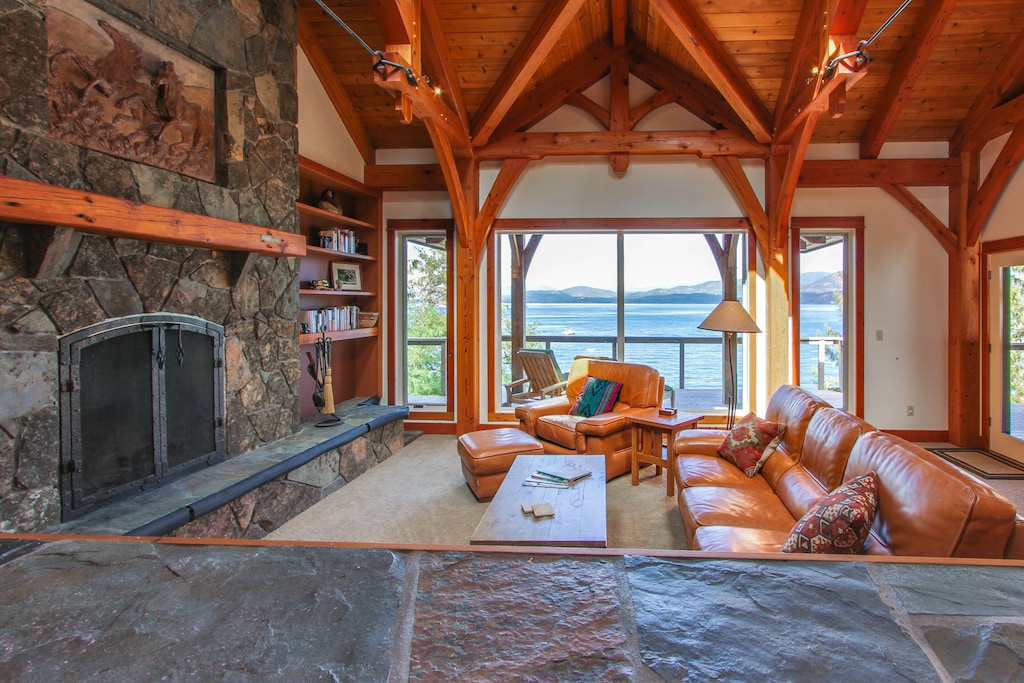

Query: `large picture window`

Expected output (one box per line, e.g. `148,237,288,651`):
494,230,751,415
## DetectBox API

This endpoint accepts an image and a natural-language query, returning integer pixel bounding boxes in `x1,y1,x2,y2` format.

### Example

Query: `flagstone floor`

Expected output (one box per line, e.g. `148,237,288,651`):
1,537,1022,682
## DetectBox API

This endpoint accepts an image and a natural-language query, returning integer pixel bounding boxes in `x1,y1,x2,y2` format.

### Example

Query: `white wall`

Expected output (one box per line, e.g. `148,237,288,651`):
296,49,365,182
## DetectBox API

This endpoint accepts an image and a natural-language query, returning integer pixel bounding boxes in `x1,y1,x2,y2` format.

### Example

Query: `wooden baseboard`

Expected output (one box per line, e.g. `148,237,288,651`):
882,429,949,443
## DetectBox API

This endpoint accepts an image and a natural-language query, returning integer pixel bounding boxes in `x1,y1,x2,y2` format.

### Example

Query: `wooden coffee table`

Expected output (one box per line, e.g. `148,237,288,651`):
630,408,703,496
470,454,606,547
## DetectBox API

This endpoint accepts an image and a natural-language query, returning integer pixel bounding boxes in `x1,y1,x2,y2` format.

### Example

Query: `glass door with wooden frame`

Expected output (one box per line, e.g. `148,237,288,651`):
988,250,1024,461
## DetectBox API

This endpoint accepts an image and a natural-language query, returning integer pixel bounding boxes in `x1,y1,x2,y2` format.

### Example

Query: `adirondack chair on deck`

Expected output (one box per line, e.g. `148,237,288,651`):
503,348,568,404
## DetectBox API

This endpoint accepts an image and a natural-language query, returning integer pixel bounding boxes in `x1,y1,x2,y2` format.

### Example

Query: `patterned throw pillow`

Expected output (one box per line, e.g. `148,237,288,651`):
716,413,786,477
782,471,880,554
568,377,623,417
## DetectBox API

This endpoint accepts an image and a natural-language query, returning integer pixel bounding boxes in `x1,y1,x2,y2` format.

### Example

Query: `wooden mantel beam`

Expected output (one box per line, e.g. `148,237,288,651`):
0,176,305,257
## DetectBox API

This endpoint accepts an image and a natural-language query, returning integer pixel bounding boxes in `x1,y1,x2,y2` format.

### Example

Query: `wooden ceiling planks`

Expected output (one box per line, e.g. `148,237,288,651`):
298,0,1024,152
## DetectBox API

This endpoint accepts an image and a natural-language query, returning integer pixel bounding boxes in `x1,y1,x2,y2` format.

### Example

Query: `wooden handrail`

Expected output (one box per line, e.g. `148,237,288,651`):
0,175,306,257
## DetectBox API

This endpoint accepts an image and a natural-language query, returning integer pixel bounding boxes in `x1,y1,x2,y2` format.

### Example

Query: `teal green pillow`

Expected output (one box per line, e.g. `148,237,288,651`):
569,377,623,417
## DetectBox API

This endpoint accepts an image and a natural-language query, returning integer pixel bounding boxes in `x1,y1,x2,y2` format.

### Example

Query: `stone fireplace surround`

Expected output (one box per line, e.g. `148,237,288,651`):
0,0,304,533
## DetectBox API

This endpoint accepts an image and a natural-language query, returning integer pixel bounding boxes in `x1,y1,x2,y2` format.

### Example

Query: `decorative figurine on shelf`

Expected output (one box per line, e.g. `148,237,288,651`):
312,327,341,426
317,189,343,215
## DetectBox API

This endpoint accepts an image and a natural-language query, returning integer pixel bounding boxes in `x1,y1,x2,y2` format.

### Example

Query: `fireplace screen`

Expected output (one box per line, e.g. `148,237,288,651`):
59,314,225,520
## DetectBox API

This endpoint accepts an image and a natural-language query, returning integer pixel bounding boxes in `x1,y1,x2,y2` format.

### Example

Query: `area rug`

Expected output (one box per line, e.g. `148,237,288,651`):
928,448,1024,480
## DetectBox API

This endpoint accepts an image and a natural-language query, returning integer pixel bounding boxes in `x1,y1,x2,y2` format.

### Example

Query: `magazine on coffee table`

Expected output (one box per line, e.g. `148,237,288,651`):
523,467,592,488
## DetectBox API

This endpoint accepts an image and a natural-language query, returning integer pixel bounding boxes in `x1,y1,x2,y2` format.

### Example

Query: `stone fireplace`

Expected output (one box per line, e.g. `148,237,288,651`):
0,0,302,532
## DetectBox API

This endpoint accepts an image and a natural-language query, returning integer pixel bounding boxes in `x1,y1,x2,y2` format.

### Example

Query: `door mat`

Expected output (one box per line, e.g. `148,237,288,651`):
928,448,1024,480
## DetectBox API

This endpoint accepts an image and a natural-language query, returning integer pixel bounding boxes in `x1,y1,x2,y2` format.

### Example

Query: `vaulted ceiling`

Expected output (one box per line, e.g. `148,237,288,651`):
298,0,1024,167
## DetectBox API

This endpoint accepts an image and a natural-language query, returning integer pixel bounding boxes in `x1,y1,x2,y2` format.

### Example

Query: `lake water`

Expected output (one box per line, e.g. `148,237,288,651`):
517,302,843,390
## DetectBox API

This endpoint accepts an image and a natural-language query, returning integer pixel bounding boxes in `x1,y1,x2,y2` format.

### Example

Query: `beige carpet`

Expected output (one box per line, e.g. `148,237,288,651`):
269,434,689,550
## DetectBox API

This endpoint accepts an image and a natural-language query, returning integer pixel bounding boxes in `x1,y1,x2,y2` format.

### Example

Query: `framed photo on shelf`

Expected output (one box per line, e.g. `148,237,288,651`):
331,261,362,290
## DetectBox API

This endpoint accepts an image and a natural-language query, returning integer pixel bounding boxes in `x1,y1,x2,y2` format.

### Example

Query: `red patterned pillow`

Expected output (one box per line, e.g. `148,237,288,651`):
716,413,786,477
782,471,880,554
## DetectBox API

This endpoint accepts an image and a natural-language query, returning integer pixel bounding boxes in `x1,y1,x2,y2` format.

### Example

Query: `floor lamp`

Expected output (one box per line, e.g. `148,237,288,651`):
698,299,760,430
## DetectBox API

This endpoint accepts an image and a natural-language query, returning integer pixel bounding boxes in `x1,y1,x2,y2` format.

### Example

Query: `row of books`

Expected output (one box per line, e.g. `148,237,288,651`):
317,227,359,254
299,306,360,334
522,467,591,489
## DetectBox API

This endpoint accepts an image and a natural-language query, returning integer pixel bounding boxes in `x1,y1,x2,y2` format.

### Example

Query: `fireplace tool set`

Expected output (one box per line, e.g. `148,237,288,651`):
307,328,341,426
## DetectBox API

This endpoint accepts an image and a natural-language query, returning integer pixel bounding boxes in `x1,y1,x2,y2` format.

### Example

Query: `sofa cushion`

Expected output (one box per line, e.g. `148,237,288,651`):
569,377,623,417
678,485,798,546
781,471,879,554
693,526,792,553
764,385,828,462
716,413,785,477
676,454,772,491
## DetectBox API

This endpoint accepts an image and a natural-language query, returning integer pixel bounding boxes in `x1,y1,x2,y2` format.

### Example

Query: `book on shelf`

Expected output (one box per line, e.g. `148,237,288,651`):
522,468,591,489
300,306,360,334
317,227,358,254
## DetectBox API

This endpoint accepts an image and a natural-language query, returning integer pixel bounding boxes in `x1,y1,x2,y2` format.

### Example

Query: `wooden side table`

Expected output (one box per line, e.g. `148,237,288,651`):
629,408,703,496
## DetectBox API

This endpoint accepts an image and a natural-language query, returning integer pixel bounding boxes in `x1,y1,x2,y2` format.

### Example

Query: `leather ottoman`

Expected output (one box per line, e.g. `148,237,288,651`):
458,428,546,500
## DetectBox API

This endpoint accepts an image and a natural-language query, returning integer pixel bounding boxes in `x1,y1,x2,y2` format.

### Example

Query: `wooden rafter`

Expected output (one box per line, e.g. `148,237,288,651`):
471,0,589,147
881,184,957,255
478,130,767,160
421,0,469,133
629,45,751,136
491,43,615,140
298,13,375,165
630,91,677,129
648,0,772,143
860,0,958,159
952,28,1024,155
770,113,819,245
774,0,838,135
967,122,1024,246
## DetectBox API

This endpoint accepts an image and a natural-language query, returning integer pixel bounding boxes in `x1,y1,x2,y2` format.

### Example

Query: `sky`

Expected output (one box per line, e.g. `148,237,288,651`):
502,234,844,292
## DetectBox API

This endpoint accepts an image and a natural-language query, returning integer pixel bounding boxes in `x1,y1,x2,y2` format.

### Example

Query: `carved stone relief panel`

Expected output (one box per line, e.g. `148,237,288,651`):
46,0,216,182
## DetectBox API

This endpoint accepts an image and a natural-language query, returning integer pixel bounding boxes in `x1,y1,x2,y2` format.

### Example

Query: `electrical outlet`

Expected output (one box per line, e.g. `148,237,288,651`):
876,329,884,341
906,405,914,417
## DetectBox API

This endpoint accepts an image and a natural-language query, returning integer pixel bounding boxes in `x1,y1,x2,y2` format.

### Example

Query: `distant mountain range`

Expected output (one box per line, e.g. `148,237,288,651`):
505,272,842,305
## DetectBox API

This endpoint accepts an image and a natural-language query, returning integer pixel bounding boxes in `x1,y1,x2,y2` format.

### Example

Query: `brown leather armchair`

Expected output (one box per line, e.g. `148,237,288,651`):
515,358,664,480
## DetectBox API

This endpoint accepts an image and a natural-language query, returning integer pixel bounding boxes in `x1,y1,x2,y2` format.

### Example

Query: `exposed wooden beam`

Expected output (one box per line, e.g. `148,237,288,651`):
648,0,773,143
973,92,1024,145
298,14,375,165
860,0,958,159
967,122,1024,246
797,158,962,187
774,0,834,135
775,36,867,144
477,158,530,252
424,118,471,245
951,28,1024,155
630,90,677,129
881,184,957,255
0,176,305,256
611,0,626,48
712,156,770,261
629,44,752,136
830,0,869,33
471,0,589,147
493,43,615,139
420,0,470,133
565,92,610,129
610,50,631,172
479,131,766,160
375,50,471,154
364,163,446,191
770,113,819,245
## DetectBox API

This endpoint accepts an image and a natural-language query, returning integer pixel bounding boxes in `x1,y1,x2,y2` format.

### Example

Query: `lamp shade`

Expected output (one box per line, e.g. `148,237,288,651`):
698,299,761,333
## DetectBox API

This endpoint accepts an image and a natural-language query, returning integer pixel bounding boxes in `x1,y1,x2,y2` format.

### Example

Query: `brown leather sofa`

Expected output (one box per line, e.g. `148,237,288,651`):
674,385,1024,559
516,358,663,480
